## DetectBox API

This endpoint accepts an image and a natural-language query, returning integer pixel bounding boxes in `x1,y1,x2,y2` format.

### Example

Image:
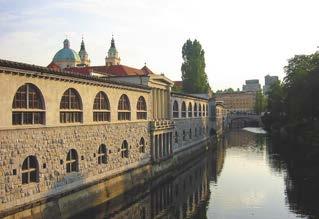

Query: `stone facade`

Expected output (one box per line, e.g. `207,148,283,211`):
215,91,256,114
0,60,211,217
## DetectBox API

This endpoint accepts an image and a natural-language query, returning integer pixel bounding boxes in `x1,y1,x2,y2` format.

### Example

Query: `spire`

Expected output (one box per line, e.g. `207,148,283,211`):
111,35,116,48
105,35,120,66
78,37,90,67
63,39,70,48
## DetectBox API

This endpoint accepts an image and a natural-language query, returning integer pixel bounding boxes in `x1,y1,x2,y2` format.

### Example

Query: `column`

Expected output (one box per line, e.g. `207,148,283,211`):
163,133,166,157
153,89,157,119
166,132,170,156
161,89,165,119
169,132,173,154
159,134,162,158
157,89,161,119
163,90,167,119
155,135,158,160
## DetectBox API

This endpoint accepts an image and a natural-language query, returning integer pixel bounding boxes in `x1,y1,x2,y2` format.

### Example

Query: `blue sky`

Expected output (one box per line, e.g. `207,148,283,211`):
1,0,319,90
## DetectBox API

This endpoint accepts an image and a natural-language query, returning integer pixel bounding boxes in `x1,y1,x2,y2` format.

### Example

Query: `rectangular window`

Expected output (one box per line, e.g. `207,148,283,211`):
137,112,147,120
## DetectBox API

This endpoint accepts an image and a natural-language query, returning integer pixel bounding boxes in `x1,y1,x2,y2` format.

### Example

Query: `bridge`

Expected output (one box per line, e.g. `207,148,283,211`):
226,113,263,128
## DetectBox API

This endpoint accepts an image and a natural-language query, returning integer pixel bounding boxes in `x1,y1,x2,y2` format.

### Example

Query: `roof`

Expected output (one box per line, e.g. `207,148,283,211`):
65,64,153,77
47,62,61,71
171,91,208,101
0,59,151,91
53,39,80,63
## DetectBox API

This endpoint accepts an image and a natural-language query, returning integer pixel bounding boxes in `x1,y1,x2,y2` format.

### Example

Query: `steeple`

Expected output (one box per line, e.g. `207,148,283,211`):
105,36,121,66
78,37,90,67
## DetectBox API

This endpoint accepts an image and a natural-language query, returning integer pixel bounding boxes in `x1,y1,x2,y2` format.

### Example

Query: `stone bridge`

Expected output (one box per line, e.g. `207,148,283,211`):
226,113,263,128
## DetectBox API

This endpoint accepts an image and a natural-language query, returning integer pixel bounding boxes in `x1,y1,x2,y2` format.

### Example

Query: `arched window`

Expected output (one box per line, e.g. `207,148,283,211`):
118,94,131,121
97,144,107,164
12,83,45,125
121,140,129,158
66,149,78,172
137,96,147,120
175,131,178,143
60,88,82,123
206,104,208,117
139,137,145,153
189,128,192,139
93,92,110,122
173,101,179,118
21,155,38,184
199,104,202,117
194,103,198,117
188,103,192,117
181,102,186,118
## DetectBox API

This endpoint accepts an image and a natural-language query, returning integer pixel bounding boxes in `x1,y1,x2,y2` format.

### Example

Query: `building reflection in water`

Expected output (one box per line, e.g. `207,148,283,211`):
71,142,219,219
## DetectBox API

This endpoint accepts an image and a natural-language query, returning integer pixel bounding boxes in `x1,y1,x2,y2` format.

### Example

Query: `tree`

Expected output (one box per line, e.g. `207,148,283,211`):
181,39,210,93
255,90,266,115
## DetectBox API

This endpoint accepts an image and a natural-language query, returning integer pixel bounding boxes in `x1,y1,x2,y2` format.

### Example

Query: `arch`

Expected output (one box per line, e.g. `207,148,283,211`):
60,88,82,123
137,96,147,120
199,104,202,117
93,91,110,122
189,128,192,139
181,101,186,118
12,83,45,125
97,144,107,164
118,94,131,120
121,140,129,158
173,101,179,118
188,102,192,117
194,103,198,117
21,155,39,184
139,137,145,153
66,149,78,172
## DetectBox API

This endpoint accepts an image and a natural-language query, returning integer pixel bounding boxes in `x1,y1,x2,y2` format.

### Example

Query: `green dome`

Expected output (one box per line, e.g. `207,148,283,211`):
53,39,80,62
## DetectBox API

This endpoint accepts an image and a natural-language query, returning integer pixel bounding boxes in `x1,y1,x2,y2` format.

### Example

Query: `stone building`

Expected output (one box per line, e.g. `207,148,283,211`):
215,91,256,114
0,37,211,218
263,74,279,95
242,79,261,92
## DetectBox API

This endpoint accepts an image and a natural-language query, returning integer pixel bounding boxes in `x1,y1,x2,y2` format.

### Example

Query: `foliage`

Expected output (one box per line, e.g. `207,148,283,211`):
181,39,210,93
255,90,267,115
264,51,319,138
215,88,236,93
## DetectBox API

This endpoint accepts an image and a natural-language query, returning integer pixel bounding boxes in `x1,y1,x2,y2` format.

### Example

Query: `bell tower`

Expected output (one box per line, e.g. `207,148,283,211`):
105,36,121,66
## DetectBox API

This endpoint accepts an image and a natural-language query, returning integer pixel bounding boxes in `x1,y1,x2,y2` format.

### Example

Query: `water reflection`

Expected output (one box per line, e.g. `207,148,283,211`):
72,129,319,218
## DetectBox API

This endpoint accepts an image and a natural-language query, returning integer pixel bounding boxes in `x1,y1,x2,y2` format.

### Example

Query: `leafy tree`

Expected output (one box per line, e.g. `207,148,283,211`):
255,90,266,115
181,39,210,93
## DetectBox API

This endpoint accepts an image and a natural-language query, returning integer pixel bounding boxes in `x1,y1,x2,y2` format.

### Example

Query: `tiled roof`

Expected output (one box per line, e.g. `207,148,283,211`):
65,64,152,77
0,59,151,90
47,61,61,71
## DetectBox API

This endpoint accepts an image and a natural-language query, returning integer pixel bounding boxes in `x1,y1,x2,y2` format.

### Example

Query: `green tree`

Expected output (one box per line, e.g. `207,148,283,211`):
181,39,210,93
255,90,266,115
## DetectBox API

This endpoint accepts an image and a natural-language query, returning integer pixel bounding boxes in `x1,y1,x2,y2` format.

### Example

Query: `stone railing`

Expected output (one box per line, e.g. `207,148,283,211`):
150,119,175,131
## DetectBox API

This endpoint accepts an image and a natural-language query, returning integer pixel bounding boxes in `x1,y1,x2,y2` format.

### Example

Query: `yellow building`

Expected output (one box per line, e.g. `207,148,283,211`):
215,92,256,114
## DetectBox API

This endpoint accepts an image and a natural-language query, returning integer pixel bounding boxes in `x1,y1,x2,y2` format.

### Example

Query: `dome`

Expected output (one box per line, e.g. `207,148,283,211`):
53,39,81,63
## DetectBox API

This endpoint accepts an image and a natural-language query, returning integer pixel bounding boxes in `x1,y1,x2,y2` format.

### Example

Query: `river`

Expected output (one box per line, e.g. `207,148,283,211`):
73,128,319,218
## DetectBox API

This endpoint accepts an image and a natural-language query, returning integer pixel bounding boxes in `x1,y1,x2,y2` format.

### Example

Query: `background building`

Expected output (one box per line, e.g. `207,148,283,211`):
263,75,279,95
242,79,261,92
215,91,256,114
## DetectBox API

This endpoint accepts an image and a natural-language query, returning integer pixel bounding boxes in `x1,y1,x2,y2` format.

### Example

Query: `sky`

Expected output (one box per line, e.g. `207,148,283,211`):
1,0,319,91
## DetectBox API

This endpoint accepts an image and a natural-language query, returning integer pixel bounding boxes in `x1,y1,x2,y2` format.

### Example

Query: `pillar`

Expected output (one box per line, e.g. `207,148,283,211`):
155,135,158,160
153,89,157,119
159,134,162,158
163,133,166,157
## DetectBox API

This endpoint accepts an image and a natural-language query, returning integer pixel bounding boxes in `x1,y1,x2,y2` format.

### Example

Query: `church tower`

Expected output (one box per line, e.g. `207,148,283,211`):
105,36,121,66
78,38,90,66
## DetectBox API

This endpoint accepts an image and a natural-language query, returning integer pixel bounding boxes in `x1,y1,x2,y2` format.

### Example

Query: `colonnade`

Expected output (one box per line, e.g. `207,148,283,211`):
152,88,170,120
153,132,173,160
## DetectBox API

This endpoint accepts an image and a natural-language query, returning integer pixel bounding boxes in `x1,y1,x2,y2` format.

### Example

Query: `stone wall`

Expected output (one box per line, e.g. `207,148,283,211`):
0,122,150,212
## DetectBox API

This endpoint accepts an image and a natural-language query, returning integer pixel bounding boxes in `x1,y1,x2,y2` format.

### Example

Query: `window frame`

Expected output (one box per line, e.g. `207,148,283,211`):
93,91,110,122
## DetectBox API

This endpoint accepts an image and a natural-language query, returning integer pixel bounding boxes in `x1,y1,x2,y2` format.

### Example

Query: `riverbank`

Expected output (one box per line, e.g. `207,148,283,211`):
3,140,212,219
